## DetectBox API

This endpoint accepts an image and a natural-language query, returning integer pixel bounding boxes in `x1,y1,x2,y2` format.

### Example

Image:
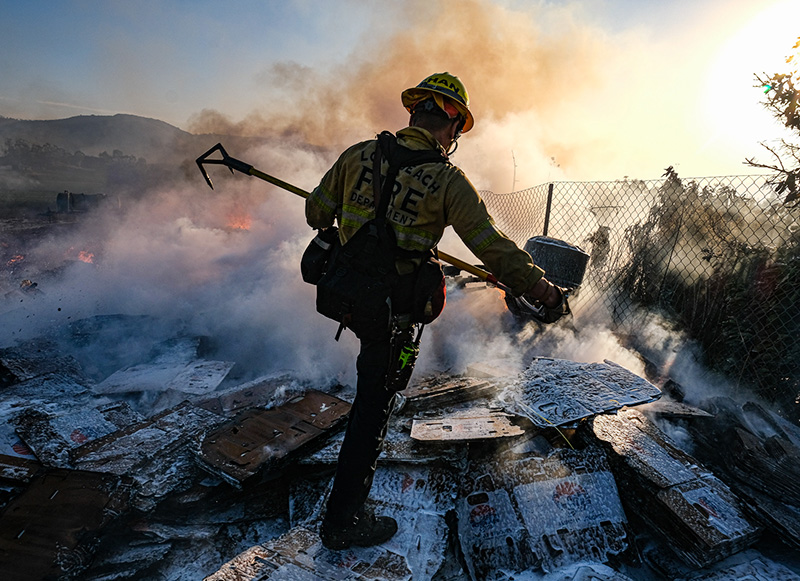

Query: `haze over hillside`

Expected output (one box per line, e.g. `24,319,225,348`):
0,113,274,165
0,113,325,212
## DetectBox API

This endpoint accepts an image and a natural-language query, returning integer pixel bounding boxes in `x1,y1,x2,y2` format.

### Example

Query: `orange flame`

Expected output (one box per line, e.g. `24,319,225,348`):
6,254,24,267
65,247,96,263
77,251,94,264
226,214,252,230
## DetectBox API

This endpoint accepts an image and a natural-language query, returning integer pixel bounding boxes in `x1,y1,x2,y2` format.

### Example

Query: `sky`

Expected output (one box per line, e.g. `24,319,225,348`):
1,0,799,188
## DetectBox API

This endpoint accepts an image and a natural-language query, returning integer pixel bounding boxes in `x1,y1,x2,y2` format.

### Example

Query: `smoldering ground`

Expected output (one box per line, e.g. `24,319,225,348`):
0,144,658,406
0,143,355,384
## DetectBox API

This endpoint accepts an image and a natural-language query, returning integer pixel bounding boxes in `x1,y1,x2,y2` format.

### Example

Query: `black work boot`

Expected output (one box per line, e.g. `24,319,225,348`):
320,510,398,551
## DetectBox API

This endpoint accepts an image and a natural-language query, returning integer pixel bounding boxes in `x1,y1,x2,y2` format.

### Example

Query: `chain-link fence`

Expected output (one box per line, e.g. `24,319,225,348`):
482,172,800,411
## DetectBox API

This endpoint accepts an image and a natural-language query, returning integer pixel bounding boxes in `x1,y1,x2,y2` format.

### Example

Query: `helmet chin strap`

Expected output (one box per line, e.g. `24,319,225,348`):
446,128,462,156
446,137,459,156
445,115,467,156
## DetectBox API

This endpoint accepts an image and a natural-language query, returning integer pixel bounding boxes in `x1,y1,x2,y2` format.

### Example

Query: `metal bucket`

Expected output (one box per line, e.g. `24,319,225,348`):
523,236,590,290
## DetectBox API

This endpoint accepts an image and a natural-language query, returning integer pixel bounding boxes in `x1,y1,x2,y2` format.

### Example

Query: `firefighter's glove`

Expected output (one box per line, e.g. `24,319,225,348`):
536,286,571,324
522,279,571,324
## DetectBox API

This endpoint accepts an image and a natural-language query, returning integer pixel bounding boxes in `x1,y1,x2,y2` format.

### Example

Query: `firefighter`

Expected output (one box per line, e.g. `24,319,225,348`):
307,72,567,550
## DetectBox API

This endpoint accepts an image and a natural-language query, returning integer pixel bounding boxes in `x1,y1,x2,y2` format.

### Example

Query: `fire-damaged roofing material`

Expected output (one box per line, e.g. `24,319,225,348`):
196,390,351,487
591,407,761,568
0,343,85,389
299,410,467,466
207,462,457,581
205,525,412,581
498,357,662,428
2,308,799,579
410,406,524,441
11,401,143,468
400,375,499,410
672,549,800,580
95,358,235,396
0,469,132,581
195,373,307,417
0,454,40,488
69,401,224,510
0,423,41,486
686,397,800,550
457,444,629,578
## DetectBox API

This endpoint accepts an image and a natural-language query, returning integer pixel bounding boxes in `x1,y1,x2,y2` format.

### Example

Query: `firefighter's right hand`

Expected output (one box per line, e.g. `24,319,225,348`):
538,286,571,323
524,277,561,308
523,279,571,324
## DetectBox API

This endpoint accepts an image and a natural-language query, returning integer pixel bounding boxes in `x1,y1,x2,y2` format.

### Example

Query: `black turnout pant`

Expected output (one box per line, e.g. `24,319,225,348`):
324,335,396,525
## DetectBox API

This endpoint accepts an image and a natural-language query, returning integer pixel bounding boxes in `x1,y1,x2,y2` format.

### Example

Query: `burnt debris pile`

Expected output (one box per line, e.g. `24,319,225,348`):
0,319,799,580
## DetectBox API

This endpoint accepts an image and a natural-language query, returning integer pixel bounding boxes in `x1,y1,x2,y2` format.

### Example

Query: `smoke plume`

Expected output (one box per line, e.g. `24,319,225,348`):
187,0,673,189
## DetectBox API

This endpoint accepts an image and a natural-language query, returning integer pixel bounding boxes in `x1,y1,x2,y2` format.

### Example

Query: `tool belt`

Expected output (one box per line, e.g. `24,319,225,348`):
302,131,447,340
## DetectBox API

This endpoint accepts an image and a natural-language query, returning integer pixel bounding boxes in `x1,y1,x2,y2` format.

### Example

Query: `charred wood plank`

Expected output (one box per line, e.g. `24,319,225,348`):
197,390,350,487
0,469,132,581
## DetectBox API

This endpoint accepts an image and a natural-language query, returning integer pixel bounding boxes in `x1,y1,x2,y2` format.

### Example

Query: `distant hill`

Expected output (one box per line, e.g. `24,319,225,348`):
0,113,288,166
0,114,215,165
0,114,301,209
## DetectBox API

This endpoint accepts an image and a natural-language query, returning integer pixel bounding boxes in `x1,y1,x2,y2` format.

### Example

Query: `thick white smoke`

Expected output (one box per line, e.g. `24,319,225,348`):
0,143,366,387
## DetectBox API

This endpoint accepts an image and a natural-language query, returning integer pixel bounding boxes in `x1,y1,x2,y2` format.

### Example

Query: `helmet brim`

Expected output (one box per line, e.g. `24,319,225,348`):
402,87,474,133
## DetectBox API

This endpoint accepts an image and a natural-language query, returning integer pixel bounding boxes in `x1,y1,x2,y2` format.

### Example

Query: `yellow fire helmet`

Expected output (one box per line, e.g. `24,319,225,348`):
401,72,474,133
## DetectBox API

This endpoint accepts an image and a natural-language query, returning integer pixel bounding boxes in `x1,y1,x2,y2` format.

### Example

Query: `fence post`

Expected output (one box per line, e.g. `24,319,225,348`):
543,183,554,237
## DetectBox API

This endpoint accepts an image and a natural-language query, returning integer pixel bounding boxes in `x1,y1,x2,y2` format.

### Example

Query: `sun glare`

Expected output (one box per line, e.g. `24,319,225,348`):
700,0,800,162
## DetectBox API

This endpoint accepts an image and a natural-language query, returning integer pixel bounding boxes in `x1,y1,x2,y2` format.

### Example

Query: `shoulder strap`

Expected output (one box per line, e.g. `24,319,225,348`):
372,137,391,226
371,130,448,235
377,130,447,168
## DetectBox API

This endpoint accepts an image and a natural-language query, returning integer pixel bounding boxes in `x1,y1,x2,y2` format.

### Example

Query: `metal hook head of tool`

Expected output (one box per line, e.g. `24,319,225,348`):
196,143,229,189
195,142,253,190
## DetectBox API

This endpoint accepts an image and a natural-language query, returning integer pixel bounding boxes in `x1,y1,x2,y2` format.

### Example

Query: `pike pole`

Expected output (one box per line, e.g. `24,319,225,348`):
196,142,514,293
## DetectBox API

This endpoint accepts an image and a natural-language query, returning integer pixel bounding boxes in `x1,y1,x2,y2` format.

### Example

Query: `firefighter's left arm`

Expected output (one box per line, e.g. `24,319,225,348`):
445,173,544,295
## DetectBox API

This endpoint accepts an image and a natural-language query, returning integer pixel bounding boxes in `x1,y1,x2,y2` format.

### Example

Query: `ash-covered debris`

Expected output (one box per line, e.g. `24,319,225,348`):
0,341,86,388
70,401,225,511
0,317,797,580
685,397,800,551
194,373,308,417
410,406,525,441
403,374,524,441
10,400,143,468
498,357,662,428
80,477,291,581
637,399,714,418
56,314,169,382
299,409,468,467
0,469,133,581
93,335,237,414
0,317,349,579
689,398,800,506
402,375,500,411
457,442,628,578
196,390,351,487
206,525,415,581
209,462,457,581
0,452,40,492
0,339,99,503
590,407,761,569
673,549,800,581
